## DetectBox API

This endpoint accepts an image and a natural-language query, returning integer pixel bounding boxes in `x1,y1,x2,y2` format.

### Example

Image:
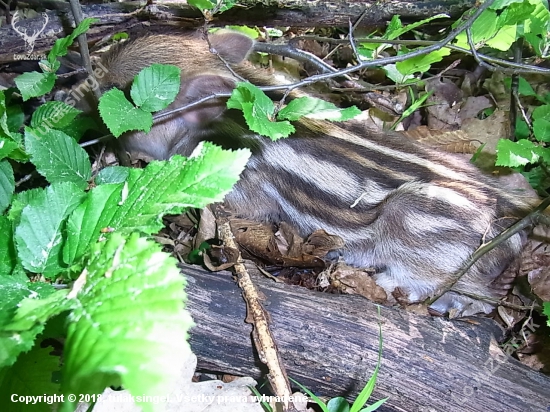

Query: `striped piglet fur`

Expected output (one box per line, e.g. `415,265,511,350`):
96,30,535,316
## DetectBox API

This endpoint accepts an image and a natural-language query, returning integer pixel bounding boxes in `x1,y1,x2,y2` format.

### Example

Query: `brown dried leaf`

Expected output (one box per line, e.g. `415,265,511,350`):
330,262,387,303
404,127,480,154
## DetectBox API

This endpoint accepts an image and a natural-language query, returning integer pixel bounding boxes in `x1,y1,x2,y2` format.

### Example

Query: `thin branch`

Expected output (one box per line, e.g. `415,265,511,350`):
294,37,550,76
428,196,550,305
69,0,100,100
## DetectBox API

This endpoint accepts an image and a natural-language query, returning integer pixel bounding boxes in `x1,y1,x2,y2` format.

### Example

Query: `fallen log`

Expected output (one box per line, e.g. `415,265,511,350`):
0,0,475,63
182,263,550,412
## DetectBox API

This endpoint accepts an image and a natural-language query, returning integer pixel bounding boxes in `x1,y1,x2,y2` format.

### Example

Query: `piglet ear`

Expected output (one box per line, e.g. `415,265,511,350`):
178,74,236,124
208,30,254,64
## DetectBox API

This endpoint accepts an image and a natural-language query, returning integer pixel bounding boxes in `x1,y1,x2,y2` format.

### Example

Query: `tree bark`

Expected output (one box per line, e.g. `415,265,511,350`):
182,263,550,412
0,0,475,63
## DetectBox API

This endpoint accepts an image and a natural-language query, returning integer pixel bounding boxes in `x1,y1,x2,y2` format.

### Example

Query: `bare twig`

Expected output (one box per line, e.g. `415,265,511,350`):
509,37,526,141
68,0,100,100
214,207,296,412
428,196,550,305
294,37,550,75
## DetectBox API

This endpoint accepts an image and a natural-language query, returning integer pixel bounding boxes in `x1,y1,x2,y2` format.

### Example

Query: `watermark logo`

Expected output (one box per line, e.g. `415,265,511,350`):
12,11,48,60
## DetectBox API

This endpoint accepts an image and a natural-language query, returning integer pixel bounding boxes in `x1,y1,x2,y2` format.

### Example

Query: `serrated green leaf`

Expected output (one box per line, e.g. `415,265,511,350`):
396,48,451,76
58,115,97,141
48,18,98,64
15,182,85,277
0,345,62,410
64,143,250,265
0,216,16,276
0,160,14,214
130,64,181,112
6,102,24,135
0,91,10,139
521,165,550,193
495,138,543,167
278,97,360,122
499,1,535,26
0,276,57,367
227,82,294,140
96,166,130,185
62,233,193,412
7,289,71,332
9,188,44,224
25,128,92,189
0,139,19,161
524,0,550,37
14,72,56,101
98,89,153,137
31,101,82,131
63,183,123,266
188,0,216,9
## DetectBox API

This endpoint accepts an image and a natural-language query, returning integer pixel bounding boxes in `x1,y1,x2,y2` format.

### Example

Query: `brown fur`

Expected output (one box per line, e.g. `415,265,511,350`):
93,30,538,316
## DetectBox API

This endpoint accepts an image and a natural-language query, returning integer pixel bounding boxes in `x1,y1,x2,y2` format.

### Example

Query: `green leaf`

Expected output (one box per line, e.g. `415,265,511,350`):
490,0,525,10
543,302,550,327
0,91,11,138
188,0,216,9
130,64,181,112
30,101,82,131
0,345,62,410
532,105,550,142
0,216,16,276
5,99,24,135
61,233,193,412
15,182,85,277
499,1,536,26
0,276,57,367
495,138,544,167
25,128,92,189
0,160,14,214
525,0,550,37
386,14,449,40
227,82,294,140
9,188,44,224
515,118,530,140
504,76,537,97
98,88,153,137
278,97,360,122
382,64,416,84
218,0,237,12
48,18,98,64
327,397,350,412
7,289,72,332
0,139,20,161
486,24,517,51
225,25,260,39
58,115,97,141
96,166,129,185
14,72,56,101
521,165,550,193
64,143,250,265
396,48,451,76
454,9,499,48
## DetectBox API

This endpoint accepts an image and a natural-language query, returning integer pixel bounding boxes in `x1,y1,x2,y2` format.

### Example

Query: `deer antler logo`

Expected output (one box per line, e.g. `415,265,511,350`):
11,11,49,54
